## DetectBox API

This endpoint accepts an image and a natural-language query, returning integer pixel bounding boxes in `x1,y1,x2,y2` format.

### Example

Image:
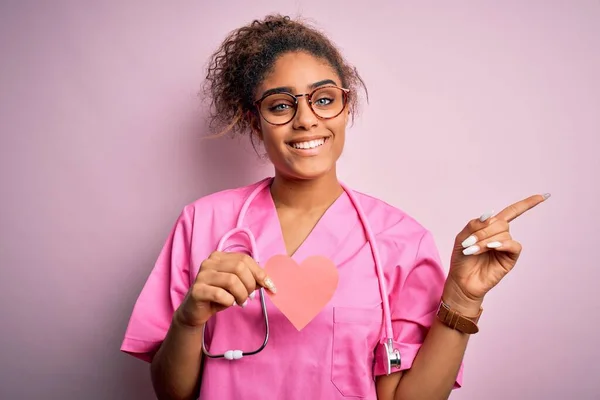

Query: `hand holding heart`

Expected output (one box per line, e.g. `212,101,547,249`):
175,250,337,332
444,193,550,313
175,252,277,328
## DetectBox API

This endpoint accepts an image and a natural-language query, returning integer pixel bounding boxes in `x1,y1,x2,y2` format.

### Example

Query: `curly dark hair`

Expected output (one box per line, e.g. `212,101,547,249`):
202,14,367,139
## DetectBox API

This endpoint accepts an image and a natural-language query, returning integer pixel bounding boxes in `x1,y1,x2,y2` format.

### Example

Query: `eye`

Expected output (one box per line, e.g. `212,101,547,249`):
314,97,333,106
268,103,293,113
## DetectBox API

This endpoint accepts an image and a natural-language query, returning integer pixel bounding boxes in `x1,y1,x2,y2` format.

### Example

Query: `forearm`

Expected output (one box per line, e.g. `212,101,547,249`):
394,285,482,400
150,311,205,400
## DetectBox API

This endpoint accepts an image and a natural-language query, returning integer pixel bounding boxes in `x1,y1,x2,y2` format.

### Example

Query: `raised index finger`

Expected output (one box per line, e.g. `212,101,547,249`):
495,193,550,222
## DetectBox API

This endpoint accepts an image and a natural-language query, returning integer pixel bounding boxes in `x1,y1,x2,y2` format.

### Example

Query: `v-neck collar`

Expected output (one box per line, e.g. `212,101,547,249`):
244,178,360,264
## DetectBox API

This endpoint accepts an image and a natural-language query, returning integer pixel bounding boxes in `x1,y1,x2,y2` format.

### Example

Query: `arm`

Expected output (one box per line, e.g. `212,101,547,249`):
149,252,275,400
150,312,205,400
376,284,481,400
378,193,547,399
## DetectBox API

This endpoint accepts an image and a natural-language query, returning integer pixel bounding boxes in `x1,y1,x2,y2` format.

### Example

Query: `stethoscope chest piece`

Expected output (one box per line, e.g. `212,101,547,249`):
384,339,401,375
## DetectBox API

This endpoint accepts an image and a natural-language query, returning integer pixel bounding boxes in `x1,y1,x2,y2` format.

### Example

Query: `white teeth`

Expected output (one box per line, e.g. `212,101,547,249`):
290,138,326,149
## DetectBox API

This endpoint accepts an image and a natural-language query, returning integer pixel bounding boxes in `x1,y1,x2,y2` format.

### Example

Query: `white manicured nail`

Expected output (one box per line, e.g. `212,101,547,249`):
240,299,248,308
264,278,277,293
479,210,494,222
543,193,551,200
249,290,256,300
461,235,477,248
487,241,502,249
463,245,480,255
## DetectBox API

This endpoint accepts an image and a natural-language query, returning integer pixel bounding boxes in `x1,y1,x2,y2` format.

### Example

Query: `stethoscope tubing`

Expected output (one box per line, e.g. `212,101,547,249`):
201,178,395,360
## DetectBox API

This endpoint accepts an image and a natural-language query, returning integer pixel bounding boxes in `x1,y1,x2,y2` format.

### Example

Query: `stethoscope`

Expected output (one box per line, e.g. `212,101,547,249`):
201,178,402,375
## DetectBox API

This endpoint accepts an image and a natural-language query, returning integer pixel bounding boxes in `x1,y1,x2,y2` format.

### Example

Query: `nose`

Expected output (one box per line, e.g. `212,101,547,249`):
292,95,318,130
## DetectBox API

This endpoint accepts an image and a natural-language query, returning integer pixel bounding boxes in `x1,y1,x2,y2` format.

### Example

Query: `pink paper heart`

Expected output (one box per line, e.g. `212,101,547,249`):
263,254,339,331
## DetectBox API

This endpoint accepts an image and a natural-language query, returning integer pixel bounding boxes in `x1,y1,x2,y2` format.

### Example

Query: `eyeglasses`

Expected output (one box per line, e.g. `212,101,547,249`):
254,85,350,126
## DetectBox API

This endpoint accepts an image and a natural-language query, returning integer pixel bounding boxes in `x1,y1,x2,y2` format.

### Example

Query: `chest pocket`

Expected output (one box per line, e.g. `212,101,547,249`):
331,304,383,398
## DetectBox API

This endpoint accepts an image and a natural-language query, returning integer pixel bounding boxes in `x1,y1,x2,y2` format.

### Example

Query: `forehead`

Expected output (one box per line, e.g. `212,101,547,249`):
258,52,341,94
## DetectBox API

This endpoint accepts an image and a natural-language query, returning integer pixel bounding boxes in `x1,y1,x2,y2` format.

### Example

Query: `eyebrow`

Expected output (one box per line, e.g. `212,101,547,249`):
258,79,338,99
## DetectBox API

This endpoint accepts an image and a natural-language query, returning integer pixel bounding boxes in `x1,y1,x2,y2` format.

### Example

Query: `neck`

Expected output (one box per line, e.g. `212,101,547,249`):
270,169,343,212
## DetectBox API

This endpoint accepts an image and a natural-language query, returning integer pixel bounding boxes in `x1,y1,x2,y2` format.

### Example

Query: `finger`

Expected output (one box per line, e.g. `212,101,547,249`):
462,232,512,256
199,269,251,307
192,282,236,308
204,253,261,296
455,210,496,245
220,255,259,297
495,193,551,223
236,253,277,294
207,252,277,293
460,219,509,248
490,239,522,255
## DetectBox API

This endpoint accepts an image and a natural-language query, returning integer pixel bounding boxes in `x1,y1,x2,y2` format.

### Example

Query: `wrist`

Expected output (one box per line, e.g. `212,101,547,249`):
173,308,207,333
442,281,483,317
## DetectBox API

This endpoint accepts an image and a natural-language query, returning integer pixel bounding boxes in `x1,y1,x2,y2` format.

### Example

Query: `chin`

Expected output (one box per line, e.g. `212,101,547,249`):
284,162,335,181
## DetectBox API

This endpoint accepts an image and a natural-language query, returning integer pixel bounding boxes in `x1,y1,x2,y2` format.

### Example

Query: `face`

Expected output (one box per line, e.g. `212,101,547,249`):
252,52,349,181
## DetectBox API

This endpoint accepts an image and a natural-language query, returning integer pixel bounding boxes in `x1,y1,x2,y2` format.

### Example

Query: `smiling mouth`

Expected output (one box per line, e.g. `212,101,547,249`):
287,137,330,150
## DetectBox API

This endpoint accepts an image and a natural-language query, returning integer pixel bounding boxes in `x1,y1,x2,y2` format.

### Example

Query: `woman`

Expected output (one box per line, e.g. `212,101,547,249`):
121,14,548,400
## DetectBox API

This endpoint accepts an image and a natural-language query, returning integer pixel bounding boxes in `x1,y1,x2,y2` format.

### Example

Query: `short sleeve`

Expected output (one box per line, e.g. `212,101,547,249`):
374,230,463,388
120,206,194,362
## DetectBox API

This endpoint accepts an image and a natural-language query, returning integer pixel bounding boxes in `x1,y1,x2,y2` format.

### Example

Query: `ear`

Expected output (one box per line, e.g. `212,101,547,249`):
249,112,263,141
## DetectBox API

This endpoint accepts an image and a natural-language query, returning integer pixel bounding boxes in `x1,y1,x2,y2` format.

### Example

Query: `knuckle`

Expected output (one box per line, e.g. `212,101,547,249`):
255,268,266,280
234,260,247,275
200,258,218,272
226,273,239,288
200,258,211,270
515,242,523,252
249,280,258,292
213,289,229,305
496,219,509,230
191,282,207,300
195,269,209,283
241,254,254,266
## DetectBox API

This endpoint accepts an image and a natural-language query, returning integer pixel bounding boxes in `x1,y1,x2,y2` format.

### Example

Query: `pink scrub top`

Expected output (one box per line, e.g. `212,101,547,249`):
121,178,463,399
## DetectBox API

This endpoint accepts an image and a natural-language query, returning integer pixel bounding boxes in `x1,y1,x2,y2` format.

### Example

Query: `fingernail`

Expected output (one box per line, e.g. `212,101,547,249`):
249,290,256,300
487,241,502,249
264,277,277,293
479,210,494,222
543,193,551,200
240,299,248,308
463,245,480,255
461,235,477,248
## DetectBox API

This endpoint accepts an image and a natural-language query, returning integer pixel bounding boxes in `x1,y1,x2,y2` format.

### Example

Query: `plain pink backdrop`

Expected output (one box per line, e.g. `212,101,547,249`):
1,1,598,399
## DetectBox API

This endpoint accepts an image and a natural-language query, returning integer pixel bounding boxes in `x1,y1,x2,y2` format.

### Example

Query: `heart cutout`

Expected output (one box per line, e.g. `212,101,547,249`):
263,254,338,331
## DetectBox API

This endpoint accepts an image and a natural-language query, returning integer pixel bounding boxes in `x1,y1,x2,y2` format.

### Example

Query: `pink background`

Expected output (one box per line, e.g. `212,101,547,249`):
1,1,598,399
